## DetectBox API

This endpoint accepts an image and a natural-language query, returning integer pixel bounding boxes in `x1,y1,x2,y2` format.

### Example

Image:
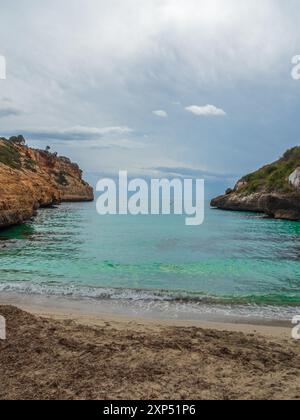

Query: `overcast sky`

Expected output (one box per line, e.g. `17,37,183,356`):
1,0,300,193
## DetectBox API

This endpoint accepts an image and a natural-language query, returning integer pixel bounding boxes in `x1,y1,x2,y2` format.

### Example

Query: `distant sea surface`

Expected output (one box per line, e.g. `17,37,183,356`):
1,202,300,321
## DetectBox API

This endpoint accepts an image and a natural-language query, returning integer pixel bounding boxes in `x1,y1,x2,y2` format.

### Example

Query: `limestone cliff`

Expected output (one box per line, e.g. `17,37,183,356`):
211,147,300,221
0,136,94,229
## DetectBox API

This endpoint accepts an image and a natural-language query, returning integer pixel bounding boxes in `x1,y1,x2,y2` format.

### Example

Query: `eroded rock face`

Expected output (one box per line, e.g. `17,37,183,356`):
289,168,300,189
234,181,248,192
0,137,94,229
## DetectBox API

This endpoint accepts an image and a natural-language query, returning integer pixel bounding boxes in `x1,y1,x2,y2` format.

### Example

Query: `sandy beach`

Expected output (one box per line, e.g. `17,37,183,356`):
0,299,299,400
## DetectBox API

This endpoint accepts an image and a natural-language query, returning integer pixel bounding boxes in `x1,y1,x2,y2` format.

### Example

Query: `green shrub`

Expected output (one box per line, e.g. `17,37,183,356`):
24,158,37,172
239,147,300,194
0,139,21,169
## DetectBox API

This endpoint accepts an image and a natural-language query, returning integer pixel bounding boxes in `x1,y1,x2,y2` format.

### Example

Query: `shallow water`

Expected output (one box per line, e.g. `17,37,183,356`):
1,202,300,320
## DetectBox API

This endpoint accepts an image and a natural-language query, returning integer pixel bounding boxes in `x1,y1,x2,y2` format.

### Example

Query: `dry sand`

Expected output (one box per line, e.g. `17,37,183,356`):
0,304,300,400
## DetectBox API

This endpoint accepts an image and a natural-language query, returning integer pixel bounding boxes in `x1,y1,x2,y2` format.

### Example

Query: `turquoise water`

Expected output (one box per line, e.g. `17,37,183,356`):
1,202,300,319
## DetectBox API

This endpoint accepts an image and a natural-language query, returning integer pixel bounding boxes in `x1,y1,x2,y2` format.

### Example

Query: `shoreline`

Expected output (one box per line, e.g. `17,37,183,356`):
0,291,294,340
0,303,299,399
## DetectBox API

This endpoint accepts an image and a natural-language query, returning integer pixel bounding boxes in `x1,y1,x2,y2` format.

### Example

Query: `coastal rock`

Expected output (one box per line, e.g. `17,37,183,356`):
211,192,300,221
211,147,300,221
234,180,248,192
0,136,94,229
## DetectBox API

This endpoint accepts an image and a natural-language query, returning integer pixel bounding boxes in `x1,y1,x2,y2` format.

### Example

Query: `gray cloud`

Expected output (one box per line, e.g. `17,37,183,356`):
153,166,238,181
15,126,134,141
0,107,21,119
0,0,299,190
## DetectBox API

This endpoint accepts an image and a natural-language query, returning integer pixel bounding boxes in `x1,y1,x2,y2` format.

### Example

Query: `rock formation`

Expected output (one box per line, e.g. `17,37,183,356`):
211,147,300,221
0,136,94,229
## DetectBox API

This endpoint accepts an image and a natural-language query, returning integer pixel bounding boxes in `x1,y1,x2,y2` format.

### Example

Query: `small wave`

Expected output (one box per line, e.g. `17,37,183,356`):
0,280,300,305
0,281,206,302
1,281,300,322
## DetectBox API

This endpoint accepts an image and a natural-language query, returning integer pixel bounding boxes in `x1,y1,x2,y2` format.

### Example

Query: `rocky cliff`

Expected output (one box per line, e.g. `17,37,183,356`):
211,147,300,221
0,136,94,229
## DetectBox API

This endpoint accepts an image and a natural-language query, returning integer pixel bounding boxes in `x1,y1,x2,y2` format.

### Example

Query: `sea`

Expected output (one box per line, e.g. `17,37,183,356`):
1,201,300,322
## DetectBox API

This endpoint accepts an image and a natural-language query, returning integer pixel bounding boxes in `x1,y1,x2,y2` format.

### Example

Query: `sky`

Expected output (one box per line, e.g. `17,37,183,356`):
1,0,300,196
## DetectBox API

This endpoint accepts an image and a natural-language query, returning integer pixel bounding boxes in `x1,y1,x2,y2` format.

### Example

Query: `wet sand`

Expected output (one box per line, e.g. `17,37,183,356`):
0,302,300,400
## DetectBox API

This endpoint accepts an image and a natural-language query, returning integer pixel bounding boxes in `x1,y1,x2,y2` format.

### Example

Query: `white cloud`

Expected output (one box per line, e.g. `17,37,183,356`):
152,110,168,118
185,105,226,117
